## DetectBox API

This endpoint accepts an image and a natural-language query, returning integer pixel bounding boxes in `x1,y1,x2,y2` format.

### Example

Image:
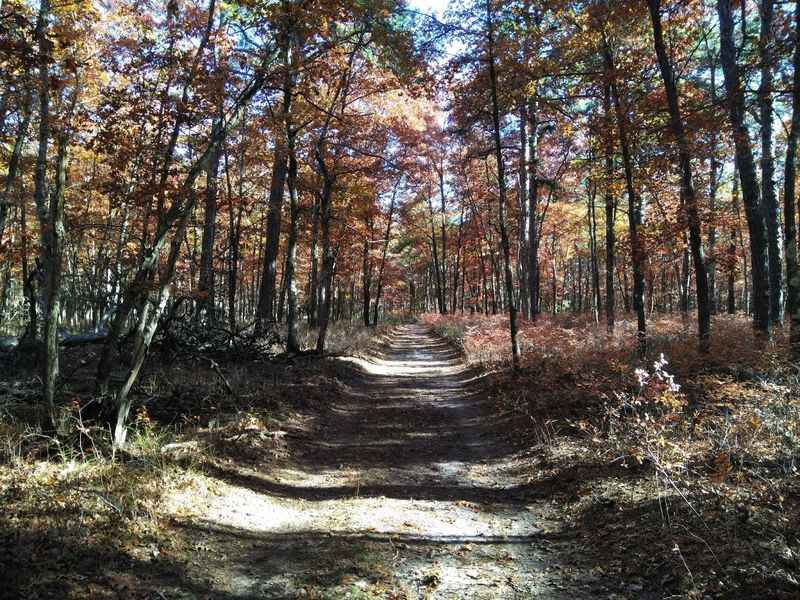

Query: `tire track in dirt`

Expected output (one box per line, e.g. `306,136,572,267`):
167,324,590,599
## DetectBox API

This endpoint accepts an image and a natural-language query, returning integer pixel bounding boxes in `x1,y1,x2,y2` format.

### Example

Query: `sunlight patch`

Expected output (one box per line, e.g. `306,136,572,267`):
170,480,315,533
338,355,466,377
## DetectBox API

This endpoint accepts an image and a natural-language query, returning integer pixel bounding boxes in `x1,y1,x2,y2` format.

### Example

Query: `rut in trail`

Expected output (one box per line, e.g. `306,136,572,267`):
168,324,589,599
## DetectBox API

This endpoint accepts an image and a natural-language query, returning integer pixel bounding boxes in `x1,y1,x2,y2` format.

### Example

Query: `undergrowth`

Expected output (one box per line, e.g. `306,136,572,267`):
423,311,800,598
0,320,391,599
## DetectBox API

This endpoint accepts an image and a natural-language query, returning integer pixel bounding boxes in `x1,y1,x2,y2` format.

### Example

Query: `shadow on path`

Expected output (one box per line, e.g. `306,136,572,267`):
164,325,594,599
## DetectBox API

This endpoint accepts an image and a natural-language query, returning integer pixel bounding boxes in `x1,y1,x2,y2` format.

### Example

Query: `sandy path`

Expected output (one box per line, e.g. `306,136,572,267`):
167,325,588,599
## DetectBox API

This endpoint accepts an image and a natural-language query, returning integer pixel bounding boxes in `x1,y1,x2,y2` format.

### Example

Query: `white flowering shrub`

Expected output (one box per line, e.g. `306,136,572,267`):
635,354,681,393
602,353,688,468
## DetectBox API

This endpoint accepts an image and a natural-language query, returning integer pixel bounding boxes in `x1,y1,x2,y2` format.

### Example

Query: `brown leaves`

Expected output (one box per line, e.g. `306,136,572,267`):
710,451,732,484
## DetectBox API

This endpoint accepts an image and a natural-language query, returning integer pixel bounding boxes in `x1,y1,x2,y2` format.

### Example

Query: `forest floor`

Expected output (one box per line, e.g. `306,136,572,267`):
1,320,799,599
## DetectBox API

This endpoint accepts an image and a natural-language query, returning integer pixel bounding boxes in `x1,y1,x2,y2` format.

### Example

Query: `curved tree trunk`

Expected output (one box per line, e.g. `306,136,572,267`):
255,6,295,332
648,0,711,351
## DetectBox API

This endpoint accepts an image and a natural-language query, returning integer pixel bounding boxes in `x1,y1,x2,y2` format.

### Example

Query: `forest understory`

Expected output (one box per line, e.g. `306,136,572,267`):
1,317,798,600
4,0,800,597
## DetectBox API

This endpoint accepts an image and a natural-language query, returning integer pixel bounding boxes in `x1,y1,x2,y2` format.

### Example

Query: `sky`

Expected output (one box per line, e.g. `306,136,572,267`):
407,0,449,19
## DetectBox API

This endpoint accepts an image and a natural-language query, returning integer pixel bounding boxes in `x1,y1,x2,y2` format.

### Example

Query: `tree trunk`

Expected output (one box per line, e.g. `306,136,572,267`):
648,0,711,350
708,55,720,315
315,154,335,354
588,181,601,325
604,41,646,353
551,234,557,315
197,110,222,323
277,246,289,323
438,167,448,312
0,90,33,245
224,137,243,333
680,243,690,314
255,10,294,332
478,240,488,314
41,131,68,424
489,244,498,314
427,190,446,314
372,183,398,326
518,102,531,318
452,206,464,313
758,0,783,323
255,150,288,328
717,0,771,334
460,252,467,312
33,0,57,416
362,216,372,327
784,0,800,356
285,141,301,352
486,0,520,369
528,97,540,322
308,193,320,326
603,83,617,334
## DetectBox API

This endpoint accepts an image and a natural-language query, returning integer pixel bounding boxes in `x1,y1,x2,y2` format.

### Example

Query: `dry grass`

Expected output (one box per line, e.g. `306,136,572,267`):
295,319,403,356
0,422,199,598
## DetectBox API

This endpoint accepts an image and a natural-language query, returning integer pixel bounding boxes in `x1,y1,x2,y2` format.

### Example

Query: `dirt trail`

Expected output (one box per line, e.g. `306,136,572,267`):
167,325,589,599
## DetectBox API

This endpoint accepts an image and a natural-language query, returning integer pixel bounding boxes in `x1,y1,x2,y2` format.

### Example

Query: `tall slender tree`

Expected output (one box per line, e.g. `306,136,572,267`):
716,0,771,334
784,0,800,356
485,0,520,369
758,0,783,323
647,0,711,350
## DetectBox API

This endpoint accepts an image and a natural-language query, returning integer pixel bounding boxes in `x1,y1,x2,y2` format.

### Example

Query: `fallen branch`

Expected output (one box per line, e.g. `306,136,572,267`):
188,353,234,395
75,488,123,515
160,440,200,455
0,331,109,352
